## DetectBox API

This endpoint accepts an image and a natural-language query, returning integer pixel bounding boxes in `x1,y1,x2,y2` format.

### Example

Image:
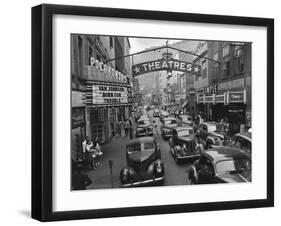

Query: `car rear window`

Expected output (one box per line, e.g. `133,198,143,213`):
138,120,150,125
215,158,251,173
178,129,193,137
165,119,177,125
127,143,141,154
143,142,154,150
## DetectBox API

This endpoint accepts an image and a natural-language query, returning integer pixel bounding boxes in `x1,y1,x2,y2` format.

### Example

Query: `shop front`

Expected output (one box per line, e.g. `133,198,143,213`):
86,81,133,143
71,91,86,161
196,90,247,135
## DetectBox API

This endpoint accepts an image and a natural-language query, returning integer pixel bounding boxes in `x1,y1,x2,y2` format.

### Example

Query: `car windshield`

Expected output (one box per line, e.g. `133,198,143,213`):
181,116,191,121
127,143,141,154
143,142,154,150
215,123,225,132
207,124,217,132
178,129,193,137
165,119,177,125
138,120,150,125
215,158,251,174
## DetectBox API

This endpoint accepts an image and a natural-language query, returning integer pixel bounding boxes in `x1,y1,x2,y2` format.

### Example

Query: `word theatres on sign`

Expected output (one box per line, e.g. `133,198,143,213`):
132,59,201,77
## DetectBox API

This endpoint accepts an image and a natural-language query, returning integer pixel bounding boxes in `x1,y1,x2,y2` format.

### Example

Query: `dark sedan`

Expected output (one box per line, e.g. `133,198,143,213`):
161,117,178,139
196,122,227,148
187,147,251,184
169,126,201,163
136,119,153,137
120,137,164,187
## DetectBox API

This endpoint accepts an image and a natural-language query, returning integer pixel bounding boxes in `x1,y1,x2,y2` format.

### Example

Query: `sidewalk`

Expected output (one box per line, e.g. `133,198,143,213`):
86,133,133,189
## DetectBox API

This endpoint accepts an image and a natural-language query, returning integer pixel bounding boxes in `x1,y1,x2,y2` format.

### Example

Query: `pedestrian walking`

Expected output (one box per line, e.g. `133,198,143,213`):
82,136,90,160
85,139,94,169
153,120,159,137
93,137,103,168
195,135,204,153
125,119,130,137
117,120,122,136
129,117,133,140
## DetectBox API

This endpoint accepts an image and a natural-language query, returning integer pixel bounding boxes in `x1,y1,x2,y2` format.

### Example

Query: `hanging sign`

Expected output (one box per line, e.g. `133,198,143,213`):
132,58,201,77
86,82,132,106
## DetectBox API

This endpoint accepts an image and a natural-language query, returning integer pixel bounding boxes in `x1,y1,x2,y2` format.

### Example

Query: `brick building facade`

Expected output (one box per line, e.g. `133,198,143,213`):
194,41,252,134
71,34,132,161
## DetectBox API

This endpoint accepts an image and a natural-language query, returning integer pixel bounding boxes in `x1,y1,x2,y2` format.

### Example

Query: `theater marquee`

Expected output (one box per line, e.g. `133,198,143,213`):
86,82,132,106
132,59,201,77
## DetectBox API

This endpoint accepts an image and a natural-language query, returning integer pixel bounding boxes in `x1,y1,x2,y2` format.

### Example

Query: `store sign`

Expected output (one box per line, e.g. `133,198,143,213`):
229,92,244,102
132,59,201,77
188,88,196,96
86,82,132,106
218,78,244,91
215,95,225,103
90,57,128,84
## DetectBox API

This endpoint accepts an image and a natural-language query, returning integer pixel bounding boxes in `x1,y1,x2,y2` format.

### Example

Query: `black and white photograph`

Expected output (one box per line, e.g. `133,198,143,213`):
71,35,252,190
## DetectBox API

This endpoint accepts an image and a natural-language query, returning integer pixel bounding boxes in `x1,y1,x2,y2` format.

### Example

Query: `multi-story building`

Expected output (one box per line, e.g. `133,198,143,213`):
193,40,251,134
71,34,132,160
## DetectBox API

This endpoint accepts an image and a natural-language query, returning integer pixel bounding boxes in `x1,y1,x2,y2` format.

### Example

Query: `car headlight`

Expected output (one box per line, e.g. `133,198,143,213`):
154,162,164,175
156,165,162,173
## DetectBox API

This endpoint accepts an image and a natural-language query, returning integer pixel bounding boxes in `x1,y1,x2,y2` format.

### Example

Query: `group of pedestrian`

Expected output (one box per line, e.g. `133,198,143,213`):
115,117,134,140
82,136,103,170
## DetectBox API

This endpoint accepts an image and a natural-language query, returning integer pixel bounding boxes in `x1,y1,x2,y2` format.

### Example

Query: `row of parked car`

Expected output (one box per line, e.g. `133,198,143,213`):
119,107,252,187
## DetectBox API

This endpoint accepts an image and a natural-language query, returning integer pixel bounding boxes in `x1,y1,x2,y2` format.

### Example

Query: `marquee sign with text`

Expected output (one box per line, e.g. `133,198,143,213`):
86,82,132,106
132,59,201,77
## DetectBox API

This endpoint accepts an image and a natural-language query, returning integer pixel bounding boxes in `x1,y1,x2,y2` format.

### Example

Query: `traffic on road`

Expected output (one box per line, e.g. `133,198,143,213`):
72,105,252,190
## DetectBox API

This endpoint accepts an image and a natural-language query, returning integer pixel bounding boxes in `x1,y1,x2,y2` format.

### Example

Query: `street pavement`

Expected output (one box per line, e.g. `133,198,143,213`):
86,110,191,190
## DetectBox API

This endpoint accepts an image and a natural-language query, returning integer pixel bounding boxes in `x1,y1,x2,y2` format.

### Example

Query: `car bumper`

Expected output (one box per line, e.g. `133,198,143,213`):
136,131,153,137
121,176,164,188
175,154,201,160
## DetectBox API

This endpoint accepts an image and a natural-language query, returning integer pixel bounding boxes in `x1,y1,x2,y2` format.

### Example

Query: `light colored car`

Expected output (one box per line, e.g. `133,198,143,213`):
230,132,252,155
178,115,194,126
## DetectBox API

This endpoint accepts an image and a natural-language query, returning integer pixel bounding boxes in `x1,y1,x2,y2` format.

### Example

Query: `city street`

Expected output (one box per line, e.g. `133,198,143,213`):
86,110,191,189
71,35,252,190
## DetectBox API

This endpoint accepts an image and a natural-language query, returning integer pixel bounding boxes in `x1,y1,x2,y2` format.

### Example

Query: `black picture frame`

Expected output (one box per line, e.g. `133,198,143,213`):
31,4,274,222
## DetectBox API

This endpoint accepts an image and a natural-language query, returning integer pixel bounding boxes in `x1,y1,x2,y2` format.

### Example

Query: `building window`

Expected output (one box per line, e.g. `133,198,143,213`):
235,47,244,73
213,52,219,80
88,46,93,65
202,60,207,78
109,37,114,49
222,44,230,58
78,36,83,76
223,61,230,77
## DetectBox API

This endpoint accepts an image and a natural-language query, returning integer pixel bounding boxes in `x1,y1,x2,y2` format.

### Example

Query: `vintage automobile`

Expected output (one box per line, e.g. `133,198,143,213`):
159,110,170,123
178,115,194,126
187,147,251,184
120,137,164,187
153,108,160,117
169,126,201,163
196,122,226,148
229,132,252,155
161,117,178,139
136,118,153,137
